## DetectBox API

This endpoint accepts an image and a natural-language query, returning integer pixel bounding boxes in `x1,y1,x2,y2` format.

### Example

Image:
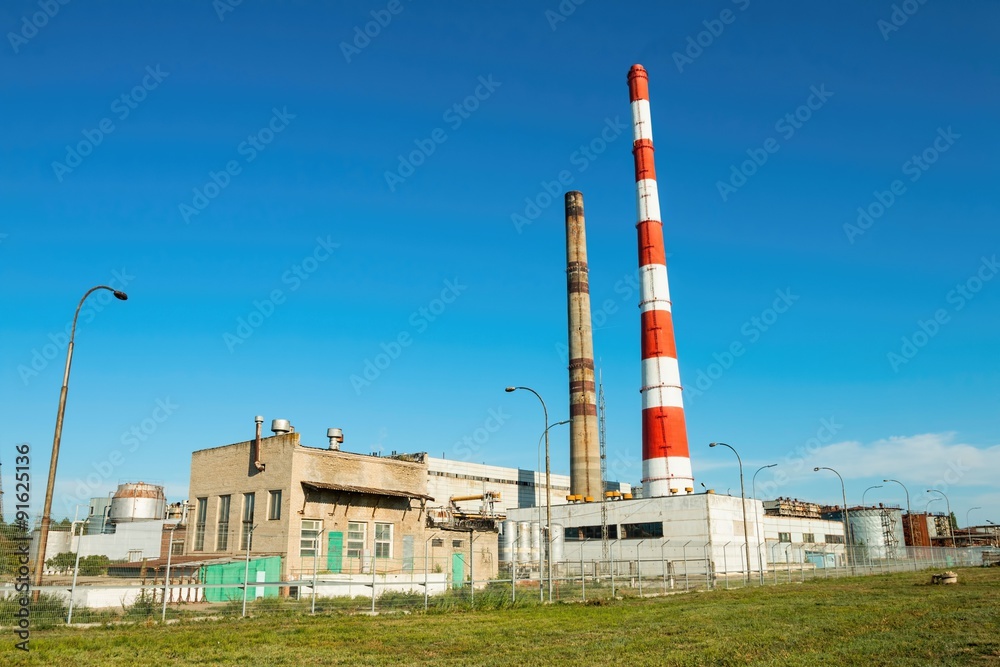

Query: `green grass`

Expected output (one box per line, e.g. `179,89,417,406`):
4,568,999,666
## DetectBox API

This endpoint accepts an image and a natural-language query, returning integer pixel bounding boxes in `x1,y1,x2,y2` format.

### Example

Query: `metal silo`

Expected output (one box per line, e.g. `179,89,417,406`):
550,524,565,565
847,507,904,559
108,482,166,523
529,522,541,563
500,520,516,562
516,522,531,564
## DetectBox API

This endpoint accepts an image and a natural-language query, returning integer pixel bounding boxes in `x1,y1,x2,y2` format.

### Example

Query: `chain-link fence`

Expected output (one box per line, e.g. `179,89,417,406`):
2,520,995,631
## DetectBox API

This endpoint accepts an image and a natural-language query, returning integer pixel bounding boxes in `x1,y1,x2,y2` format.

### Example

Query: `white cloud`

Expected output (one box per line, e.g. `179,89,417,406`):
808,432,999,489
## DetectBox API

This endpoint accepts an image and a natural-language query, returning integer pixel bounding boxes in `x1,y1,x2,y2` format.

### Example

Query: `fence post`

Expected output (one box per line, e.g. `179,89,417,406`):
371,553,376,614
723,543,730,590
580,546,585,602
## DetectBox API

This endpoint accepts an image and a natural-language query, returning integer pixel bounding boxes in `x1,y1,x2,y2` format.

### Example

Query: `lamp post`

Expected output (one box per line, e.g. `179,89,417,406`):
241,523,257,618
862,485,883,507
66,504,87,625
34,285,128,593
882,479,913,547
162,523,178,622
424,532,439,611
926,489,953,546
752,463,776,584
814,467,851,563
709,443,750,583
506,385,554,602
536,419,568,602
965,507,982,547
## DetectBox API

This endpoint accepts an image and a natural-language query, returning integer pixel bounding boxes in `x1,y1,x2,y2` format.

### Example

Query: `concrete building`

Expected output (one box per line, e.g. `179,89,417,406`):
505,492,846,577
425,456,630,515
185,426,499,586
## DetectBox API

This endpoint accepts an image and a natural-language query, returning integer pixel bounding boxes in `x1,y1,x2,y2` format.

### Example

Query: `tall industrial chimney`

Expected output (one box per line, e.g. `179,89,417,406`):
565,191,602,500
627,64,694,498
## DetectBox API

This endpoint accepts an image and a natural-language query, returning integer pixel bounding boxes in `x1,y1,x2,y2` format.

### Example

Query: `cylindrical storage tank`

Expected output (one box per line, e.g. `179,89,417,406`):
516,522,531,564
108,482,166,523
551,524,565,565
85,498,113,534
846,508,904,559
529,522,541,563
500,520,516,562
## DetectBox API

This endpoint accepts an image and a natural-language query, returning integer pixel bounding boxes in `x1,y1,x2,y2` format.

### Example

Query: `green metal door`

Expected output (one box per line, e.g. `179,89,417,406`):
451,553,465,589
328,531,343,573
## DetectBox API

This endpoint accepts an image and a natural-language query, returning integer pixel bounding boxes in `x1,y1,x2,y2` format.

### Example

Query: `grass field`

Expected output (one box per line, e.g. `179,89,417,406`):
4,568,998,666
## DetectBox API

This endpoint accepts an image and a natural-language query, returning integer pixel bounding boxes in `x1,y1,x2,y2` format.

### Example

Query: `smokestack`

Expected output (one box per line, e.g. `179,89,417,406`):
565,191,602,500
627,64,694,498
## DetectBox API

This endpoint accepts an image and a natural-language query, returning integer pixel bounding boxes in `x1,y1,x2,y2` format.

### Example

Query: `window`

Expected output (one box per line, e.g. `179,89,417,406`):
825,534,845,544
216,495,231,551
300,520,322,558
240,493,255,551
194,498,207,551
347,522,366,558
268,490,282,521
622,522,664,539
802,533,815,543
375,523,393,559
778,532,792,543
171,542,184,556
431,538,444,547
565,525,618,541
451,539,463,549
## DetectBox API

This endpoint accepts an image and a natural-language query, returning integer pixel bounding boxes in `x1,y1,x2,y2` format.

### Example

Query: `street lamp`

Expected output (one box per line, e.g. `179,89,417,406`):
505,385,554,602
814,467,851,560
537,419,568,602
709,443,750,583
862,485,883,507
752,463,776,584
926,489,954,547
965,507,982,547
882,479,913,547
34,285,128,593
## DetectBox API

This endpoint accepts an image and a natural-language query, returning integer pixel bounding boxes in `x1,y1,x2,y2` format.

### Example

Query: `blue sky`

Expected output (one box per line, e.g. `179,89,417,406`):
2,1,998,524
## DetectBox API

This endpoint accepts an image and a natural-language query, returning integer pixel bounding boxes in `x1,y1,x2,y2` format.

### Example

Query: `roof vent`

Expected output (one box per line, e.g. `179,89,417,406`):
327,427,344,450
271,419,292,435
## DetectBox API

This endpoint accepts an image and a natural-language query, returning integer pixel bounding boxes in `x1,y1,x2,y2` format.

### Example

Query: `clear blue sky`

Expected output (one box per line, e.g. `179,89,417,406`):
2,1,998,524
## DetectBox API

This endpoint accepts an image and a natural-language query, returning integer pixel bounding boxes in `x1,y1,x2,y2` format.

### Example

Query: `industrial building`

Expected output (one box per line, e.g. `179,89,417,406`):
30,482,182,568
185,419,552,588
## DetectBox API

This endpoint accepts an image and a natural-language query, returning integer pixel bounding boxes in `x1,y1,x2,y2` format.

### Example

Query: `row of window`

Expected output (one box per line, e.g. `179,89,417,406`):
193,490,282,552
777,532,843,544
564,522,665,541
428,469,569,490
300,520,394,559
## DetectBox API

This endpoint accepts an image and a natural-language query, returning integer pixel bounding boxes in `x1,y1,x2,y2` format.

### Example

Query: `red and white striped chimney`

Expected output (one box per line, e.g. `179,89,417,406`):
627,64,694,498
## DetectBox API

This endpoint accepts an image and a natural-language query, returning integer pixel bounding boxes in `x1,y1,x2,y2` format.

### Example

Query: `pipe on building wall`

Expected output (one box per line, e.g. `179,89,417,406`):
565,191,602,499
253,415,266,472
627,64,694,497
